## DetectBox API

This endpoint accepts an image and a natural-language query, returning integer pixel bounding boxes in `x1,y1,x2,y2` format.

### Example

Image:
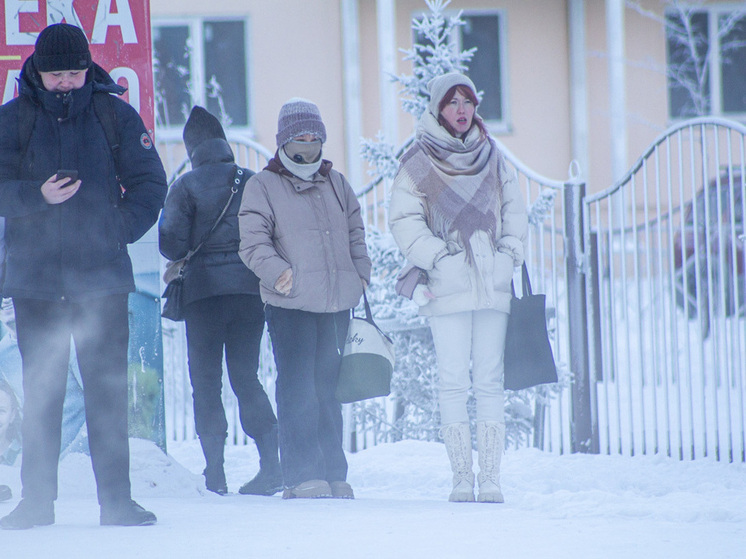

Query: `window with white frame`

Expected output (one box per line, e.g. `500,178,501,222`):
153,18,250,133
414,11,508,128
666,7,746,119
459,12,507,126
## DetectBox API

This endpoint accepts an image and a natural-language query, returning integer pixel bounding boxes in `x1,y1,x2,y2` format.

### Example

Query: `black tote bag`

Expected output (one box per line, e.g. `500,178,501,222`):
503,264,558,391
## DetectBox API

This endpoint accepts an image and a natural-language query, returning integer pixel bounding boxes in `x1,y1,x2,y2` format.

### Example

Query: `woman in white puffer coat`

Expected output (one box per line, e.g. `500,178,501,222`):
389,73,528,503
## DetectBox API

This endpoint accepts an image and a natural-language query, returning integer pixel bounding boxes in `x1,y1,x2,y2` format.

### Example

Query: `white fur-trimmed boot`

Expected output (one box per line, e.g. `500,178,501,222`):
476,421,505,503
440,422,475,502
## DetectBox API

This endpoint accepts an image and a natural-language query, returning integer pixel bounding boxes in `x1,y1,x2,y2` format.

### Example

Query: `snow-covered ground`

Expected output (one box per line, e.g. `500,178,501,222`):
1,438,745,558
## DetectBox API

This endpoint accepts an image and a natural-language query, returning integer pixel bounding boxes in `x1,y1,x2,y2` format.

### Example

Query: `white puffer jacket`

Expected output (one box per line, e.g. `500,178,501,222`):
388,157,527,317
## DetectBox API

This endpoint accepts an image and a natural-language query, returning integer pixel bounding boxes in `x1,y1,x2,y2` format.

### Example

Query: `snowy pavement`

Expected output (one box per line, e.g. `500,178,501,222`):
1,438,745,558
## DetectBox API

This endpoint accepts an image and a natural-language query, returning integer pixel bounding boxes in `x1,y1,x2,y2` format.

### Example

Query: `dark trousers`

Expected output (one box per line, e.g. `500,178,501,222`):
184,295,277,444
265,305,349,487
14,295,131,505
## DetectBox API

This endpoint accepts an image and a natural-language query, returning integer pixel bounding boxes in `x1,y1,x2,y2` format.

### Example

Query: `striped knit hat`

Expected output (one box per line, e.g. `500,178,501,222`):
275,98,327,148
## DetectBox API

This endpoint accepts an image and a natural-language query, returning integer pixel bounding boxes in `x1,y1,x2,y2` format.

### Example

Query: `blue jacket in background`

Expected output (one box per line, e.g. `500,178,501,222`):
0,57,167,301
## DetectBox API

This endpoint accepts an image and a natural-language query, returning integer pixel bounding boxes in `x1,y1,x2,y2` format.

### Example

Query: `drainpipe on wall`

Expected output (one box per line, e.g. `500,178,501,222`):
340,0,363,454
376,0,399,147
606,0,627,184
377,0,398,226
568,0,589,182
341,0,364,192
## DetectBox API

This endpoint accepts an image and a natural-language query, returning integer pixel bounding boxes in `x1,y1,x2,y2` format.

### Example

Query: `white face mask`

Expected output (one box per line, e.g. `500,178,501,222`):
283,139,322,164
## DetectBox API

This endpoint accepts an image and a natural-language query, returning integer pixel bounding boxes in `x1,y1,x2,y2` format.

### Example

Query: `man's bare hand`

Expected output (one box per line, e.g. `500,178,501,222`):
41,173,81,204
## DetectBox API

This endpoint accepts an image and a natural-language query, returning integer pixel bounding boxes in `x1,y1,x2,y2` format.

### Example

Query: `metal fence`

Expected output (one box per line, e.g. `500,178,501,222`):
156,118,746,462
584,118,746,462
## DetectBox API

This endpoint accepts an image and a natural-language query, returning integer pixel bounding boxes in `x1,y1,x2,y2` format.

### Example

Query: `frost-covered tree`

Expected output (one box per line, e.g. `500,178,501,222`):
396,0,475,120
627,0,746,117
361,0,475,181
356,229,439,443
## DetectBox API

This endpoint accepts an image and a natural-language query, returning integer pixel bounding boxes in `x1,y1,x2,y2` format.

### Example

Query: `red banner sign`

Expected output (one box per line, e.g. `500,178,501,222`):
1,0,155,133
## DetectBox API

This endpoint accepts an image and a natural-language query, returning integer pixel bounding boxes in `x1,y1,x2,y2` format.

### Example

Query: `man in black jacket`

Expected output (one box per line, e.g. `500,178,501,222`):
0,24,167,529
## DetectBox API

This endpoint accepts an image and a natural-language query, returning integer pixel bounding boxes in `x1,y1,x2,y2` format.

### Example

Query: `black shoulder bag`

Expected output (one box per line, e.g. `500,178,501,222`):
161,165,245,321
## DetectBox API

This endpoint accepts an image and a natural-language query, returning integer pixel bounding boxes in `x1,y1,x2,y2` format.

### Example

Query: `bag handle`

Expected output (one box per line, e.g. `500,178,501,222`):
510,263,533,299
352,290,393,344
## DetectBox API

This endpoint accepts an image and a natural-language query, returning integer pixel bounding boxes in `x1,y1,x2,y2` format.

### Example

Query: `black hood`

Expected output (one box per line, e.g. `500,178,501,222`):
183,106,228,162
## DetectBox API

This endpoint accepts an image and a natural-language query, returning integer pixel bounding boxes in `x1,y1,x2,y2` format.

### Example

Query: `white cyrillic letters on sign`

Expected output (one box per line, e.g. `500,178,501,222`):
46,0,83,27
3,1,137,46
5,0,40,45
109,67,139,112
92,0,137,44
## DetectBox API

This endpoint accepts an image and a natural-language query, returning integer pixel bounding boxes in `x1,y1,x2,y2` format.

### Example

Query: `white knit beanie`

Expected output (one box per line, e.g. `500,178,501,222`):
275,98,327,148
427,72,478,117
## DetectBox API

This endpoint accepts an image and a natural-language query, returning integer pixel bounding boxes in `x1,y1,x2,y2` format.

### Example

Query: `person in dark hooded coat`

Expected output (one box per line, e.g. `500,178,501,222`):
0,24,167,529
159,106,282,497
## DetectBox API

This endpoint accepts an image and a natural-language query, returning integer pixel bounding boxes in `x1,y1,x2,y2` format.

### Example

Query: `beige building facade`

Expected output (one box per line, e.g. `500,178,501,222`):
150,0,746,194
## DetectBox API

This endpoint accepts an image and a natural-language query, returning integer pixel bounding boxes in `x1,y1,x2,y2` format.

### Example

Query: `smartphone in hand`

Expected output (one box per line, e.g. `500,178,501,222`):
56,169,78,188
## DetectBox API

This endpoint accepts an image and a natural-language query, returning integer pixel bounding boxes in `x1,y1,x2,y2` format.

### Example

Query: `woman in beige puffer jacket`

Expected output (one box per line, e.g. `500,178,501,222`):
389,73,527,504
238,98,371,501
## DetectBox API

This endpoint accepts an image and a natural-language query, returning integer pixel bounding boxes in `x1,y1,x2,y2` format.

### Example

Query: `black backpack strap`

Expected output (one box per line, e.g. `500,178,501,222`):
92,91,121,175
17,96,38,161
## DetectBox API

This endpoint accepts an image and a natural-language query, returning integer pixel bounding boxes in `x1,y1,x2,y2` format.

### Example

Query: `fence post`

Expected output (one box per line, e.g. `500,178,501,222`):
564,180,599,453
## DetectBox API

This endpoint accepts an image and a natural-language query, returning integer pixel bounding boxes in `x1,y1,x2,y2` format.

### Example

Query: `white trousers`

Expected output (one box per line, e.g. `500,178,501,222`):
429,309,509,425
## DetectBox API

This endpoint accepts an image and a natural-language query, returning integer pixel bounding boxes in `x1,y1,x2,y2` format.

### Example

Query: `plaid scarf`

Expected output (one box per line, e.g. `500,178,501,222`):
397,112,503,262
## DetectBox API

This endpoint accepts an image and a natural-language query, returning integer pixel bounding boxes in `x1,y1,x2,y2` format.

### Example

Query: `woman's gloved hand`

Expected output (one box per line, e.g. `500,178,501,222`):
412,284,435,306
497,236,525,267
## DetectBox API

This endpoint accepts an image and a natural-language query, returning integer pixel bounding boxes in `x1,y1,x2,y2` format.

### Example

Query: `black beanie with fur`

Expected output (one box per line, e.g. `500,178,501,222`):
33,23,92,72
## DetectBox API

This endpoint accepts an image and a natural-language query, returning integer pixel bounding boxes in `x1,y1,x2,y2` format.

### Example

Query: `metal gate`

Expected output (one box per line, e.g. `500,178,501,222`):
155,118,746,463
583,117,746,462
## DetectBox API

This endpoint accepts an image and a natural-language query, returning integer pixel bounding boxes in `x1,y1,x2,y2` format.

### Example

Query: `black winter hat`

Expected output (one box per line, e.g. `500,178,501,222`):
183,106,227,159
33,23,92,72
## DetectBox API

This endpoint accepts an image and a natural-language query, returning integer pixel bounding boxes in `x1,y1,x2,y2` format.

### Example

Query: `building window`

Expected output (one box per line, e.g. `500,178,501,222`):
413,11,508,129
666,7,746,119
153,19,250,133
458,12,506,125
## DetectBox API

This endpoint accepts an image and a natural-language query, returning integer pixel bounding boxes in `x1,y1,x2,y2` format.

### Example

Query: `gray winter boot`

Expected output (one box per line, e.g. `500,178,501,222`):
476,421,505,503
440,422,475,502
